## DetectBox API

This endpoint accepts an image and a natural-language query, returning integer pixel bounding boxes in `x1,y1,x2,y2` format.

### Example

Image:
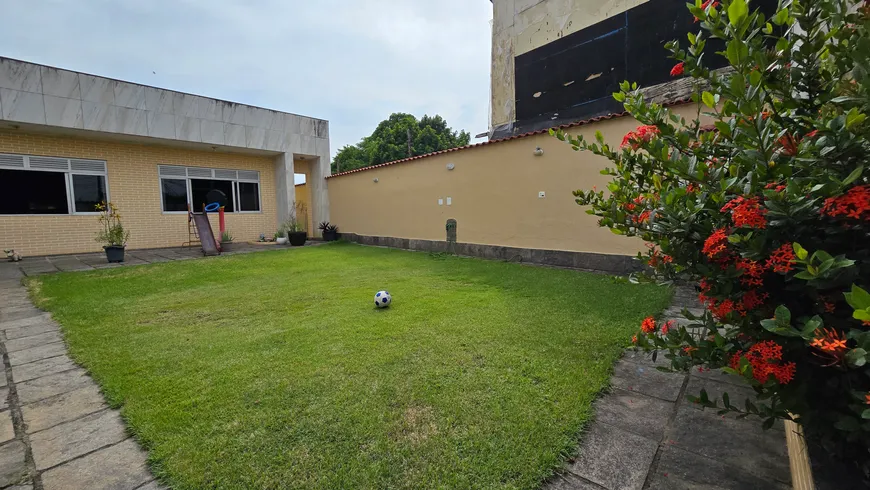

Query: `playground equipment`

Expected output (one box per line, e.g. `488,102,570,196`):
183,189,230,256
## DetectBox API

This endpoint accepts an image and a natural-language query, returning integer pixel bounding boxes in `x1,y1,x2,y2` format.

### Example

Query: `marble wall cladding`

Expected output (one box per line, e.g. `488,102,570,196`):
200,119,225,145
174,116,201,142
224,123,246,147
0,59,42,93
40,67,80,99
43,95,83,128
146,111,175,139
0,58,329,153
79,74,115,104
0,88,46,124
113,82,146,110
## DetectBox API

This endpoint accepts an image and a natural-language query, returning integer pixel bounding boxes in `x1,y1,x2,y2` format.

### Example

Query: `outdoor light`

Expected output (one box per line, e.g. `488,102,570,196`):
534,147,544,156
446,163,455,170
373,178,379,183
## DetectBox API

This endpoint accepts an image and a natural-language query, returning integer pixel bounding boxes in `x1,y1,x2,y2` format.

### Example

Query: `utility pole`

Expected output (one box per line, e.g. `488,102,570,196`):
407,128,412,157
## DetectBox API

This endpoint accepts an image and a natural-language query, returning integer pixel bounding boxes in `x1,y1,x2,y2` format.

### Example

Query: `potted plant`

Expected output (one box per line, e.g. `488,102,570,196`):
319,222,340,242
285,220,307,246
220,230,234,252
95,201,130,263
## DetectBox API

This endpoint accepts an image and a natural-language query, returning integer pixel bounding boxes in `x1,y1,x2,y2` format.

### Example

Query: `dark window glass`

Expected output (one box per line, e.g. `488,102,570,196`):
0,169,68,215
237,182,260,211
191,179,234,212
161,179,189,212
72,175,106,213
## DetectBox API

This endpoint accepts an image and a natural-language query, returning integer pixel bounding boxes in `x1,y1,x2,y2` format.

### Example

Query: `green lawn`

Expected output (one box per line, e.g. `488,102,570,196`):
30,243,671,490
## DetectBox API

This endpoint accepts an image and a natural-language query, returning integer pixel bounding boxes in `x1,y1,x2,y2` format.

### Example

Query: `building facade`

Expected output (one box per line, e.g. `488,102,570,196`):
0,57,330,256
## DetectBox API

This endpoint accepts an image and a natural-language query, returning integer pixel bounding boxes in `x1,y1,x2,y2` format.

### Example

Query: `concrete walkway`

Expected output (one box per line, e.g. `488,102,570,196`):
544,286,792,490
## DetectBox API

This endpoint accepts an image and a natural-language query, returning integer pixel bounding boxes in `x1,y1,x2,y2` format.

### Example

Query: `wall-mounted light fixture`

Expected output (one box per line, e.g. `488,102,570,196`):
534,147,544,156
446,163,455,170
373,178,379,183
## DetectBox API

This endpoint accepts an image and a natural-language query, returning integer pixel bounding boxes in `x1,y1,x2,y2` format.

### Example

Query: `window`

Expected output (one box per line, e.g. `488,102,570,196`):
158,166,261,213
0,154,108,215
161,179,188,212
237,182,260,212
191,179,234,212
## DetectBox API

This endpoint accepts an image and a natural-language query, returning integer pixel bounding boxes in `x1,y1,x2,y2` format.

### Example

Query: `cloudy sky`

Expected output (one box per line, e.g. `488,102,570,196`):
2,0,494,161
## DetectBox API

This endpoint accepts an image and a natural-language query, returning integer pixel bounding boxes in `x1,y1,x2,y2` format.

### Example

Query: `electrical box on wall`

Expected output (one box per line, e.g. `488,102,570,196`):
438,198,443,206
538,191,546,198
446,197,452,206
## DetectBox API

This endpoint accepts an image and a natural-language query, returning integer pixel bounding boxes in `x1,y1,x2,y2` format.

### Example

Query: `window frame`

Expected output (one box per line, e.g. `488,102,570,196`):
158,165,261,215
0,153,109,217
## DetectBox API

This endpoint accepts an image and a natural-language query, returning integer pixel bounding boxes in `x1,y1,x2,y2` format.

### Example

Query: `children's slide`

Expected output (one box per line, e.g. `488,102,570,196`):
191,213,220,256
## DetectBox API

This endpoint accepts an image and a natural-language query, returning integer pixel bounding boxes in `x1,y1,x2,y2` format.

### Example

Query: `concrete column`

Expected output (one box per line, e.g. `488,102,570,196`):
309,138,331,238
274,152,296,228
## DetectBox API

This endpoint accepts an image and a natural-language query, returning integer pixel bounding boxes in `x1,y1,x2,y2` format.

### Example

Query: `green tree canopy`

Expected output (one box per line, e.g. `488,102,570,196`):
332,113,471,173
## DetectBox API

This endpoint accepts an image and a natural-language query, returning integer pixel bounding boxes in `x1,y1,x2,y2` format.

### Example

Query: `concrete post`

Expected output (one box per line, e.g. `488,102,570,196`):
274,152,296,229
309,138,331,237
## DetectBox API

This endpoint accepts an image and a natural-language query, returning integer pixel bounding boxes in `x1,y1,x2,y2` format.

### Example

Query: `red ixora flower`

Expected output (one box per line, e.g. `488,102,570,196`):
722,196,767,229
702,228,729,259
778,134,799,156
805,129,819,138
641,316,657,334
764,182,787,192
729,340,796,384
810,328,848,354
694,0,720,21
740,289,769,311
670,62,685,77
865,393,870,405
736,258,765,287
821,185,870,221
661,320,675,335
766,243,797,274
621,125,660,149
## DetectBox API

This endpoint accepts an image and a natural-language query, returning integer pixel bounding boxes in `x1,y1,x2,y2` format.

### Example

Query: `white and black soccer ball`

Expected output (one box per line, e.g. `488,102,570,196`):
374,290,392,308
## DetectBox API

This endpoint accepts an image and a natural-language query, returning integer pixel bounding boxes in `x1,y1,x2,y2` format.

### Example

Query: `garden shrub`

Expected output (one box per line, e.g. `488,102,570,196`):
554,0,870,478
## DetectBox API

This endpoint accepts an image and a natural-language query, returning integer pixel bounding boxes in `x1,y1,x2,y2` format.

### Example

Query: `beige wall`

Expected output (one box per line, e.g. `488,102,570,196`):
491,0,648,129
329,107,699,256
0,130,278,256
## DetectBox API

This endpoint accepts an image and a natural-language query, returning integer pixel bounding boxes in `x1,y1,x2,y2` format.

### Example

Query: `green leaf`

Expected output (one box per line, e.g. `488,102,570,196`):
773,8,788,25
749,70,762,87
855,309,870,321
862,409,870,420
728,0,748,26
688,31,696,45
792,242,808,260
613,92,626,102
762,417,775,430
835,417,860,431
846,348,867,368
702,91,716,108
842,165,864,185
775,305,791,325
845,285,870,310
846,108,867,129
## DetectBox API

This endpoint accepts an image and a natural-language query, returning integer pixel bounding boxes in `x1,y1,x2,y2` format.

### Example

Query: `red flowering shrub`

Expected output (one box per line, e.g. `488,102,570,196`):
553,0,870,476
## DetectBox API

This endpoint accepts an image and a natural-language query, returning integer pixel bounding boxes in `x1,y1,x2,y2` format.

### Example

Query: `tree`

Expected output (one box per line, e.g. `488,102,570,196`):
332,113,471,173
555,0,870,479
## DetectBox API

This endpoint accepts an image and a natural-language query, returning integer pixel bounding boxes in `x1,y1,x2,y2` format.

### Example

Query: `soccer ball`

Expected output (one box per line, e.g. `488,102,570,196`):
374,290,392,308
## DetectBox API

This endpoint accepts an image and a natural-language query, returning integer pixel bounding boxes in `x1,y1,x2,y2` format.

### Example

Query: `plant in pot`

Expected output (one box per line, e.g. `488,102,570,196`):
285,220,307,246
319,222,340,241
94,201,130,263
220,230,234,252
275,228,288,245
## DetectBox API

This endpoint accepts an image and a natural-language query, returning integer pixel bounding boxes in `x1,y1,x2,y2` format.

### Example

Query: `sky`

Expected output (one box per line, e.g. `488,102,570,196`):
1,0,494,167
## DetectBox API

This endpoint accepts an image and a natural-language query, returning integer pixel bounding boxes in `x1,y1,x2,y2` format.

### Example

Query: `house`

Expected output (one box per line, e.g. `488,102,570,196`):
0,57,330,256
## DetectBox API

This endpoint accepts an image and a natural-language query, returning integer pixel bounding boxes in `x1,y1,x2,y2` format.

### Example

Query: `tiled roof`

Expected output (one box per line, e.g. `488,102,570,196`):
326,98,692,179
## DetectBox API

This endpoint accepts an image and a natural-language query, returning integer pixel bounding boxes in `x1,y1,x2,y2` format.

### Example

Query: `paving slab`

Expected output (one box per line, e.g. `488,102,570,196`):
684,375,759,416
567,422,659,490
136,480,168,490
23,384,108,433
8,342,67,366
30,409,129,471
51,260,93,272
0,388,8,410
0,307,44,323
665,405,791,484
11,355,77,383
0,296,32,309
0,440,28,486
4,332,63,353
4,321,60,341
591,389,674,441
15,368,95,405
40,438,152,490
0,410,15,443
1,314,55,334
647,445,790,489
610,359,685,402
547,472,606,489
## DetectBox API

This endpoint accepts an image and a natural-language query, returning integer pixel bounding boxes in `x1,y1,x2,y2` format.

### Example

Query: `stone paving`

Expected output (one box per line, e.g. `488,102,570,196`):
543,286,792,490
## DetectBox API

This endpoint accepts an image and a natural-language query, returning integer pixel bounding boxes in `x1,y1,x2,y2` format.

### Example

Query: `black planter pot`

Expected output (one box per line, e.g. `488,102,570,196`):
323,230,338,242
287,231,307,246
221,241,234,252
104,245,125,263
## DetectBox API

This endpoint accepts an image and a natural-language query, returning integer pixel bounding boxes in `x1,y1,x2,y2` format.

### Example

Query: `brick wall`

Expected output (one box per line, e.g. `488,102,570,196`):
0,130,278,256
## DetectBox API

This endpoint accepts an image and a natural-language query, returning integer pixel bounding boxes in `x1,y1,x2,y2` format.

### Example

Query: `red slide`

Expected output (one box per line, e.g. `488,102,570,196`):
191,213,221,256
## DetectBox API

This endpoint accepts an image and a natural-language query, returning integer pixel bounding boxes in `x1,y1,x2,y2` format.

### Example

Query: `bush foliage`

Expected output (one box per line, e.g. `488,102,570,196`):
554,0,870,476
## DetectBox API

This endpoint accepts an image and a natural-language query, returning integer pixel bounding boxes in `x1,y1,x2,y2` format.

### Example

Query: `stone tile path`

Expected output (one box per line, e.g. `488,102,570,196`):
544,286,792,490
0,264,165,489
